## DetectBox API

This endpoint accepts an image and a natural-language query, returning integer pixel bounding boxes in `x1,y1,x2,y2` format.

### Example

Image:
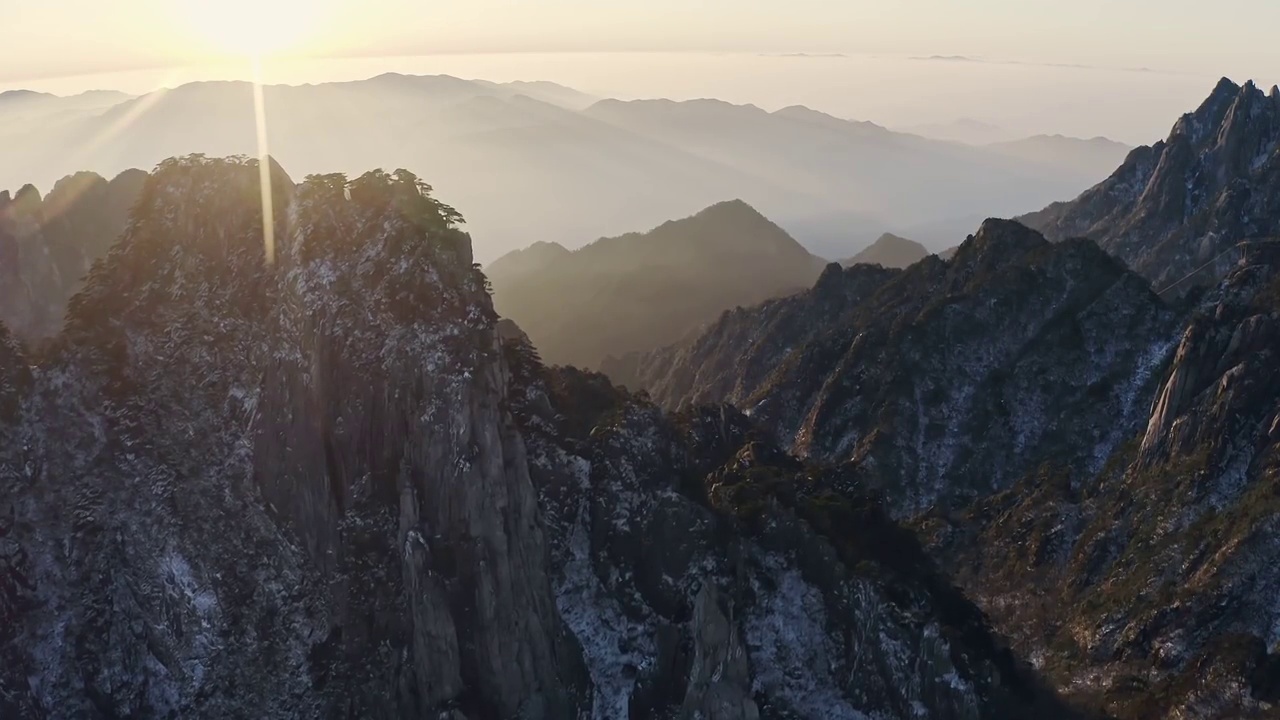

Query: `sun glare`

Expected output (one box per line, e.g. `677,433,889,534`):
180,0,325,58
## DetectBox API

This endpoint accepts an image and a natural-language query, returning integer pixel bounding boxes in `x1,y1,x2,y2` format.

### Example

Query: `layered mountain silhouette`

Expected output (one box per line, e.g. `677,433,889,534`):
594,79,1280,718
985,134,1132,182
0,169,145,338
903,117,1016,145
487,200,826,368
841,232,931,268
1023,77,1280,290
1,74,1122,261
0,155,1078,719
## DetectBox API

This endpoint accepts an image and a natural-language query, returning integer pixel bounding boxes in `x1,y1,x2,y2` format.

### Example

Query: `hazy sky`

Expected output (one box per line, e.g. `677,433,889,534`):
3,1,1279,143
6,0,1280,75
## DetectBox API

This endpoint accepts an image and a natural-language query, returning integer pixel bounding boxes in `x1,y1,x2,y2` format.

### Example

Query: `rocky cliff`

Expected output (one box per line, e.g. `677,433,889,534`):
609,219,1182,517
918,242,1280,719
0,157,585,718
0,169,145,339
506,345,1078,719
1023,78,1280,291
611,212,1280,717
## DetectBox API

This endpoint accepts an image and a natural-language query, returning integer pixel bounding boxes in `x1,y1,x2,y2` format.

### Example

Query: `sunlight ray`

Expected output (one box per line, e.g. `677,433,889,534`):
59,68,184,193
252,57,276,265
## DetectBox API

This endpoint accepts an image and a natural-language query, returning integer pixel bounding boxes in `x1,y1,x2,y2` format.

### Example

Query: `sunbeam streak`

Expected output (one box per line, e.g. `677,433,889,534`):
62,69,184,179
252,57,275,265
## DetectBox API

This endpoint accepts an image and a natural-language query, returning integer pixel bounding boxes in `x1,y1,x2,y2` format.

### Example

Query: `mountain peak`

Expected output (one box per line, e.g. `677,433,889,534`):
843,232,930,269
119,156,295,266
488,201,821,367
697,198,763,219
1022,76,1280,290
484,241,571,279
1213,75,1241,96
0,89,52,103
812,261,846,293
871,232,917,247
945,218,1052,275
971,217,1048,251
1175,76,1263,143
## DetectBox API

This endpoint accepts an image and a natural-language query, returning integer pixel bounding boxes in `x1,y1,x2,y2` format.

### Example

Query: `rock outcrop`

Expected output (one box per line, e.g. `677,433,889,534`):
609,219,1182,517
917,246,1280,718
508,345,1080,719
0,157,586,718
1023,77,1280,291
0,169,145,339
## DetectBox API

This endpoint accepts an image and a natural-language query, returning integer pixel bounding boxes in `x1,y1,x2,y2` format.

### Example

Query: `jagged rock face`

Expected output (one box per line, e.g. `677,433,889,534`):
256,170,586,717
918,252,1280,719
602,262,898,410
0,156,586,718
0,224,25,336
0,169,145,339
613,219,1181,517
0,324,39,718
507,350,1081,720
1023,78,1280,290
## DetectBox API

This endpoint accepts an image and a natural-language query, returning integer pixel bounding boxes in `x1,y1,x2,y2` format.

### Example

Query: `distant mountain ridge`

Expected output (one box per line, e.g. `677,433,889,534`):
986,134,1132,181
1,72,1125,262
842,232,930,268
902,117,1015,145
487,199,826,368
1022,77,1280,289
483,240,571,279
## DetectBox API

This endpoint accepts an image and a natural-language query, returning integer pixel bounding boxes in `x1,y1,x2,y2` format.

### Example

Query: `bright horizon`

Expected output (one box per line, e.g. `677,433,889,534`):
7,1,1280,74
4,2,1280,144
2,52,1272,146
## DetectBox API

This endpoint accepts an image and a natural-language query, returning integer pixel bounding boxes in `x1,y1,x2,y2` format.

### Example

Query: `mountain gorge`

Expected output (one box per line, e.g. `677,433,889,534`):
0,155,1083,719
918,241,1280,718
506,348,1078,719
